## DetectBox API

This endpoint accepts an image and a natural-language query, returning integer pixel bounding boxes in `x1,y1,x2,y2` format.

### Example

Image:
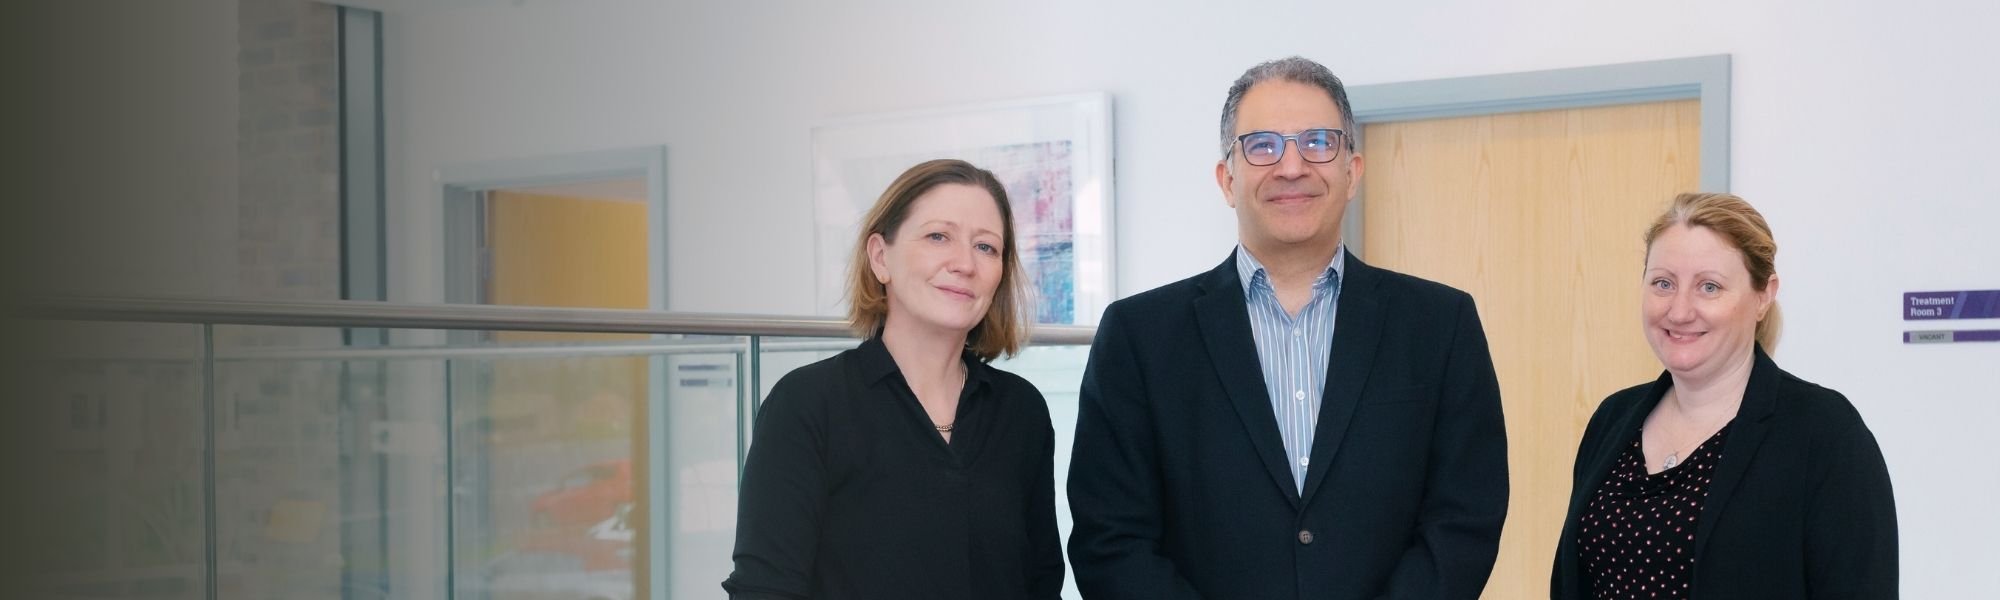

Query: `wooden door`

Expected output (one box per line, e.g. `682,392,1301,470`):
1361,99,1701,599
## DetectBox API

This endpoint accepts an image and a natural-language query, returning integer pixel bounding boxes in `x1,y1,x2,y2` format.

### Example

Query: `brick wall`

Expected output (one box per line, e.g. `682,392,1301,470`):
225,2,345,598
237,0,340,303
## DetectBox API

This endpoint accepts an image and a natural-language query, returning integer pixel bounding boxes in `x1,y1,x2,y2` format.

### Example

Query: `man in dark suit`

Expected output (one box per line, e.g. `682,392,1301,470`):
1067,56,1510,599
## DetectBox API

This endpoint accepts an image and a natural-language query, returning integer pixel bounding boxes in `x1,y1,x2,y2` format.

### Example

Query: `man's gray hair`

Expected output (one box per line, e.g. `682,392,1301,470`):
1218,56,1357,158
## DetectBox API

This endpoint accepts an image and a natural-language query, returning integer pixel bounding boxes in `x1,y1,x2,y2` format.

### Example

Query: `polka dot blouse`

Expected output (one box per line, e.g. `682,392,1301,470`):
1576,423,1732,599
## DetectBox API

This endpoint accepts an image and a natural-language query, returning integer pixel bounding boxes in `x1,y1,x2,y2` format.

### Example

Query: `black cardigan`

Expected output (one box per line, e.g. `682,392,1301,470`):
723,337,1064,599
1552,347,1898,598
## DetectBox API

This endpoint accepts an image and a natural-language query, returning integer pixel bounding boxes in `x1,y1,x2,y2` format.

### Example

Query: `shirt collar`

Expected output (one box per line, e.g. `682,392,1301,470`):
1234,244,1345,296
855,335,992,392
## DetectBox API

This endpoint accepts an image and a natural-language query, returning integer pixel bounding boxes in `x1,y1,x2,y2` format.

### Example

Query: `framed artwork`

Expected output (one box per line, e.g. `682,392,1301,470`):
811,93,1115,325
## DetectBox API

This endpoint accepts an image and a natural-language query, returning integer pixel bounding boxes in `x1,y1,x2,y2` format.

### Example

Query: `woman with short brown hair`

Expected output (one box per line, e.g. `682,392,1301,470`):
724,159,1062,599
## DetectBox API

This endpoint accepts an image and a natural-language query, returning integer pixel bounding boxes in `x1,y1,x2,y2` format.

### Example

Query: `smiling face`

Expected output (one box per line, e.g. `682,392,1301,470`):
1215,79,1364,255
1641,223,1778,383
867,183,1007,339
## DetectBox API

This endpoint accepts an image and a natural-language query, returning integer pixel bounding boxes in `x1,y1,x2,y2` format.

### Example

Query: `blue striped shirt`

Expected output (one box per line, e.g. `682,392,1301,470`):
1235,245,1343,494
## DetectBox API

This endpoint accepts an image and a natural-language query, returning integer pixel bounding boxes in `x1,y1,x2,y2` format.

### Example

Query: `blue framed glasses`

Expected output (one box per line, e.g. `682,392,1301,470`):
1230,128,1351,166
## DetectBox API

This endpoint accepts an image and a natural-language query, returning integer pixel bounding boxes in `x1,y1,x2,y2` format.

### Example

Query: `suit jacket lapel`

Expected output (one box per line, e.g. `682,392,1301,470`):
1193,251,1300,508
1299,252,1383,506
1562,373,1670,563
1691,346,1781,564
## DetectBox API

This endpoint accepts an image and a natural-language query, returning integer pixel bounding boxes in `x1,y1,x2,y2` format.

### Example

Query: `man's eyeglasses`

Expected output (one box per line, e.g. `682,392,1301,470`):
1228,128,1352,167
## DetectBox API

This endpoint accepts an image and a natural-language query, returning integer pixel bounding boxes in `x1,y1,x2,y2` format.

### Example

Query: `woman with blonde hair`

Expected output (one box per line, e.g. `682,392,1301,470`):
1552,192,1897,599
724,159,1062,599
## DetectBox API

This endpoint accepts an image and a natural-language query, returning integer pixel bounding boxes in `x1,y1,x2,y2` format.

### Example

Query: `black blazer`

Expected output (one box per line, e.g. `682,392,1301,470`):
1067,250,1509,599
1552,347,1898,599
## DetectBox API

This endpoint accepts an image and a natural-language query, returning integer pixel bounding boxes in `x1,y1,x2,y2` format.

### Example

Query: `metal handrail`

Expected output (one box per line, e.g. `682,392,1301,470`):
12,295,1099,345
209,338,868,362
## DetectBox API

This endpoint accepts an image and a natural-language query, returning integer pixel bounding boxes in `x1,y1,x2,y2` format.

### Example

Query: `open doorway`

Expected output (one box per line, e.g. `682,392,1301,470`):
436,147,671,600
474,178,651,312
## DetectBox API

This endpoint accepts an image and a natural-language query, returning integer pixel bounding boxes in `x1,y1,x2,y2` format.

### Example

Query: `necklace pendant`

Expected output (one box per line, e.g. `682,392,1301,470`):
1662,453,1680,469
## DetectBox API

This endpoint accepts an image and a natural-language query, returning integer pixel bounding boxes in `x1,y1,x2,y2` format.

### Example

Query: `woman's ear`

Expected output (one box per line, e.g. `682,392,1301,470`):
1759,273,1780,319
866,232,890,284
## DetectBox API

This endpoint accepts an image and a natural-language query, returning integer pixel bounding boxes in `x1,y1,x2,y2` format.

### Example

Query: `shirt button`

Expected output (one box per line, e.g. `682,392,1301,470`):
1298,530,1315,545
1299,457,1310,467
1293,390,1305,401
1292,329,1302,337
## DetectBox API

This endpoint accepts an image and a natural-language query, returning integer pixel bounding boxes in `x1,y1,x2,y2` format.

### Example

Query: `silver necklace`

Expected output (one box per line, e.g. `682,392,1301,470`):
1656,423,1726,470
1654,389,1733,470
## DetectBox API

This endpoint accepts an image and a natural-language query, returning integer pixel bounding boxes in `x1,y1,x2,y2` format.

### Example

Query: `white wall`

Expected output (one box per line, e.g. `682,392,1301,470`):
15,4,240,590
19,0,240,298
383,0,2000,595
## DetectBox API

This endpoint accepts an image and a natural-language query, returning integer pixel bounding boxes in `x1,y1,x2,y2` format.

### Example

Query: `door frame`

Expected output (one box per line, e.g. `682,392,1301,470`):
1341,54,1731,255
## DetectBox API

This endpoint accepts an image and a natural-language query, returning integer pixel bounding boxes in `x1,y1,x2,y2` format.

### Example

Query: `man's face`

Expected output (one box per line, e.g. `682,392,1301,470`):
1215,79,1363,254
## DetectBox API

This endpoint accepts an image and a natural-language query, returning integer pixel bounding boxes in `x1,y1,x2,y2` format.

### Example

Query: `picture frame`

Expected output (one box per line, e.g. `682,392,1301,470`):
811,93,1115,326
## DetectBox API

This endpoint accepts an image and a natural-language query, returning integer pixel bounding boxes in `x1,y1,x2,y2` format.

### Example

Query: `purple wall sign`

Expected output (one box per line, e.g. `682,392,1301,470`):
1903,290,2000,320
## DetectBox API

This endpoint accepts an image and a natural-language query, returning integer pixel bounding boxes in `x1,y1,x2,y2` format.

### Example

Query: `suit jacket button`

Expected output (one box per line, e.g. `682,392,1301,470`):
1297,530,1314,545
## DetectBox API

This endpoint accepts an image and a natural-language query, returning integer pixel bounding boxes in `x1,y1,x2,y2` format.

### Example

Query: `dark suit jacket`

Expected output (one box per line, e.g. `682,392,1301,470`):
1552,347,1898,599
1067,250,1510,600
